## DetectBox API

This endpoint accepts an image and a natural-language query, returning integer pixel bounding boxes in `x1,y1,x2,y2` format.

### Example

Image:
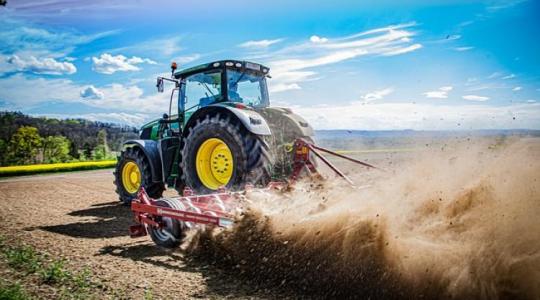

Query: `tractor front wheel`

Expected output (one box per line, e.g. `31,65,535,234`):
114,147,164,205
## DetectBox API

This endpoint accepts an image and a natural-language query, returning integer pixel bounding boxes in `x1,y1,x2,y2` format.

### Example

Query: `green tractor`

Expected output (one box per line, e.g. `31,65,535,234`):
114,60,315,204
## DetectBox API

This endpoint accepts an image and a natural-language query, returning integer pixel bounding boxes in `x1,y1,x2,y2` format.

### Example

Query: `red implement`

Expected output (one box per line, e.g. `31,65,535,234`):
129,138,377,243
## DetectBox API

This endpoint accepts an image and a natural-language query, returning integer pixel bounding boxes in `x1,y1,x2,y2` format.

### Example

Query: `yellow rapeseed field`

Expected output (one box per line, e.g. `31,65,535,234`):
0,160,117,177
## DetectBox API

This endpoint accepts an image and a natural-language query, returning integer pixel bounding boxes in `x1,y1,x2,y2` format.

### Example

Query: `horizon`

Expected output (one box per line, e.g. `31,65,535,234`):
1,0,539,130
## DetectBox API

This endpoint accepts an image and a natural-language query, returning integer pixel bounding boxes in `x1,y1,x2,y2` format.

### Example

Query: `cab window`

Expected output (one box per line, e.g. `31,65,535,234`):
183,70,222,112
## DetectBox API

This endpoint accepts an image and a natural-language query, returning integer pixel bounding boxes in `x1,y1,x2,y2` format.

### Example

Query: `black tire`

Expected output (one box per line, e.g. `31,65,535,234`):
180,114,272,194
113,147,165,205
148,199,186,248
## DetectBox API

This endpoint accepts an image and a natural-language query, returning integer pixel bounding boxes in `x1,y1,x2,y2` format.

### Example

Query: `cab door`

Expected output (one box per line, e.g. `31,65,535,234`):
158,88,181,186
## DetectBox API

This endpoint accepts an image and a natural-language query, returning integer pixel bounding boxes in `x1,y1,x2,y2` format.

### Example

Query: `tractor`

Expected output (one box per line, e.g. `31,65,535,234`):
114,60,315,205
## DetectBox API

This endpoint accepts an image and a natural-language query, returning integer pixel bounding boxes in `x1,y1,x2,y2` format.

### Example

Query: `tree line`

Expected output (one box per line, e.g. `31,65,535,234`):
0,111,139,166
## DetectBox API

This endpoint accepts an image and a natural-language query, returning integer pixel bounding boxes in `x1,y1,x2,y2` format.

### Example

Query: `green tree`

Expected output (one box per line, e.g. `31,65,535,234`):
0,139,6,165
93,129,111,160
97,129,110,153
68,139,80,159
82,143,93,160
42,135,71,163
6,126,42,165
93,144,107,160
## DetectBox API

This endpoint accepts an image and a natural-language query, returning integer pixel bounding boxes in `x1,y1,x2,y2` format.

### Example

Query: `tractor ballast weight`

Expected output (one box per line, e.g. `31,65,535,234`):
114,60,316,204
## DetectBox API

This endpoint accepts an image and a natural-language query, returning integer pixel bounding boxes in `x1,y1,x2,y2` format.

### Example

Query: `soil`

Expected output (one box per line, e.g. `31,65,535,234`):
0,170,273,299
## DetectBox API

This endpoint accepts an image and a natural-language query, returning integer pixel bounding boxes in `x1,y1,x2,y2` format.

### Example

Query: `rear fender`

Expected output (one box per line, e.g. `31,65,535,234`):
258,107,315,137
183,104,271,136
123,140,163,182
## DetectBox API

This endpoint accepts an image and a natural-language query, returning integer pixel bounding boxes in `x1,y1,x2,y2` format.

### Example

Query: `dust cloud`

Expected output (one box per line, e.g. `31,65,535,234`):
188,138,540,299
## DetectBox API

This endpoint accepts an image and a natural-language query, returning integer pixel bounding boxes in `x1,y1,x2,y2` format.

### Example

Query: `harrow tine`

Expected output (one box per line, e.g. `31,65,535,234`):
307,145,355,186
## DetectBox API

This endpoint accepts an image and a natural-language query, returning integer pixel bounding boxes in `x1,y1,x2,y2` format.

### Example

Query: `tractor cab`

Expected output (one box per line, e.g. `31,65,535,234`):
156,60,270,127
174,60,270,112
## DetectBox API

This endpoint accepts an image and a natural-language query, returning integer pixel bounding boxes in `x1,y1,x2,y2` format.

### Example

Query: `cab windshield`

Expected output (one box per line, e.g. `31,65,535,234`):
226,70,269,108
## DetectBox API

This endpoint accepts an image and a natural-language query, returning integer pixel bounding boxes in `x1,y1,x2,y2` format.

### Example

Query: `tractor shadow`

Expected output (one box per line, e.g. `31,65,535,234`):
98,242,284,298
35,201,132,239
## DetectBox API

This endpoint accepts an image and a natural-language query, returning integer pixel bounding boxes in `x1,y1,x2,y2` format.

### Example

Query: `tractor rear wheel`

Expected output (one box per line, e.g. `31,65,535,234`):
181,114,272,194
114,147,165,205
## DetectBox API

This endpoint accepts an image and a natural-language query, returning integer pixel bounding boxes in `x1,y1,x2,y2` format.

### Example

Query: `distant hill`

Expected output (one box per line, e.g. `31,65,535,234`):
314,129,540,149
0,111,138,152
315,129,540,139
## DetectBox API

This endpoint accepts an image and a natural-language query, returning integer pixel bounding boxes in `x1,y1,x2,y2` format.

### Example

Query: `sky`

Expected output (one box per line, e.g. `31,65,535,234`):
0,0,539,130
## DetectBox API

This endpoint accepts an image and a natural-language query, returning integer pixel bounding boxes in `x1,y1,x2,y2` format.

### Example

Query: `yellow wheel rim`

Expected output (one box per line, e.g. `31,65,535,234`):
122,161,141,194
196,138,234,190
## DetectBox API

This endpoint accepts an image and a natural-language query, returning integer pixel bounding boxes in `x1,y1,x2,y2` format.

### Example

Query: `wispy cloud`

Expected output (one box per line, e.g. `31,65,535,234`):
462,95,489,101
174,54,201,65
0,18,118,58
239,38,283,48
487,0,528,12
263,23,422,93
423,86,453,99
269,83,301,93
454,46,474,51
361,88,394,103
111,36,183,57
512,86,522,91
503,73,516,79
91,53,156,74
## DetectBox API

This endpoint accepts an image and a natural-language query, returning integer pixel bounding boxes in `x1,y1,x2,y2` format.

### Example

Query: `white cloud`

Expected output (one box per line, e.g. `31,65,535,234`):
487,0,527,12
527,100,536,103
310,35,328,43
423,86,453,99
3,55,76,75
269,83,301,93
80,85,104,99
91,53,156,74
0,74,169,113
381,43,422,56
111,36,183,57
502,74,516,79
488,72,501,79
294,101,540,130
512,86,522,91
174,54,201,64
454,46,474,51
0,18,118,58
440,86,453,92
462,95,489,101
361,88,394,102
239,39,283,48
265,23,422,92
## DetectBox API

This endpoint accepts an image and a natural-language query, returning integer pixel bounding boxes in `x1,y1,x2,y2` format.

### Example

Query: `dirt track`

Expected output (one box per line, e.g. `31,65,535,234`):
0,170,271,299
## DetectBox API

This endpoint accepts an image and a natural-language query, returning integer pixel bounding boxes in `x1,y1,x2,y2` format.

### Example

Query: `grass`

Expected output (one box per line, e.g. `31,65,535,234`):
0,281,29,300
0,160,116,177
0,236,105,299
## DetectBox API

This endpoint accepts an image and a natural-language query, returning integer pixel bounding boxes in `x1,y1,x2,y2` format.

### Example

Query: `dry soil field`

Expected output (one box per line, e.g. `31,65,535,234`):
1,138,539,299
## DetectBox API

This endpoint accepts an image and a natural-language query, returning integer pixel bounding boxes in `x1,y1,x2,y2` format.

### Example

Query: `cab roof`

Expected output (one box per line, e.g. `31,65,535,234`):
173,60,270,79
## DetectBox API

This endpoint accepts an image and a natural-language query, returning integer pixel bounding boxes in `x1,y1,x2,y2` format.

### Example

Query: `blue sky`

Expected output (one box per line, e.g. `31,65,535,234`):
0,0,539,130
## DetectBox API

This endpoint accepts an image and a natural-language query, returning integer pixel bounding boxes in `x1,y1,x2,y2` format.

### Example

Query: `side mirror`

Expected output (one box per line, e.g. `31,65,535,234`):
162,113,169,120
156,78,164,93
